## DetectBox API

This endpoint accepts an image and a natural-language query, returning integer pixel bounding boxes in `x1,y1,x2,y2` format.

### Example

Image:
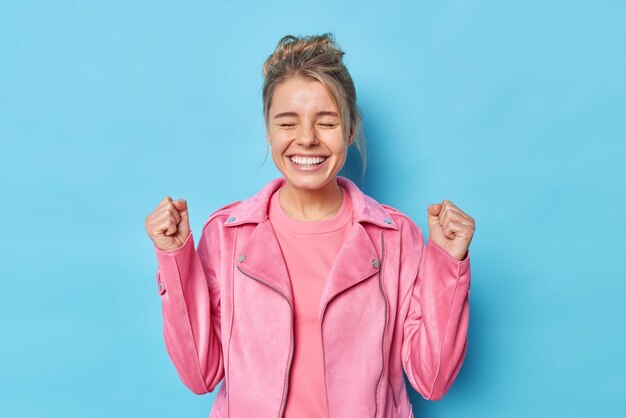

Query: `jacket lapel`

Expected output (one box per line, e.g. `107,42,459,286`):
235,218,294,306
319,221,381,319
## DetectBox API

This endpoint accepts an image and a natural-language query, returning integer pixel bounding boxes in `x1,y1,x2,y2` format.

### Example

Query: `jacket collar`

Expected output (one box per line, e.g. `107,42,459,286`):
223,175,398,231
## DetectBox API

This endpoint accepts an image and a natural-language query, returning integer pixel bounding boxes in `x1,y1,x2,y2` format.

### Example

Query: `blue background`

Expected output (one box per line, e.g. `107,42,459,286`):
1,1,625,417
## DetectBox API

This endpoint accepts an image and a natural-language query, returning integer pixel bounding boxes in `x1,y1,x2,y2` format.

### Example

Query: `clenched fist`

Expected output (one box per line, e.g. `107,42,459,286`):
145,196,191,252
427,200,475,261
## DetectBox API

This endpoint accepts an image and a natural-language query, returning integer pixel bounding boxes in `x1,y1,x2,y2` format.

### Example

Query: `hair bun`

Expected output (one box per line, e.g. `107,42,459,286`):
262,33,343,79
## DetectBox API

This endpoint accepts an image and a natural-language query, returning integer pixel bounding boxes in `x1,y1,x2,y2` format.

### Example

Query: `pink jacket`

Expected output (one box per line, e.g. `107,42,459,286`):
153,175,471,418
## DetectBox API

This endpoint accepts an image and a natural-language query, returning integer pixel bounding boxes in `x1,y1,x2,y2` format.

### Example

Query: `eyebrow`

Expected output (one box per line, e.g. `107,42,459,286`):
273,111,339,119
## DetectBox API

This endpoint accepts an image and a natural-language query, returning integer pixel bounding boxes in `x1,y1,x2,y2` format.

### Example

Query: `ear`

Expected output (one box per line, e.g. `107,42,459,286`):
266,127,271,145
347,126,354,145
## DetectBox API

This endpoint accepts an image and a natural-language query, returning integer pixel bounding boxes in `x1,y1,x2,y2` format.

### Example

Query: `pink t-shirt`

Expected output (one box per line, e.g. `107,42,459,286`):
268,186,354,418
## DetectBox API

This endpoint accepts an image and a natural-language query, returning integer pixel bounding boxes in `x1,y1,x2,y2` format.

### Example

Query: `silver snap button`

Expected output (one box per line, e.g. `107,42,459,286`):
383,219,392,224
227,216,236,222
238,254,246,263
372,259,380,268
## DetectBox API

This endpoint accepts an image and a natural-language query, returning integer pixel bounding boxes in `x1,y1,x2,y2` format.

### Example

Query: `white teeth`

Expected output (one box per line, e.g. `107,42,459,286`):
290,156,326,165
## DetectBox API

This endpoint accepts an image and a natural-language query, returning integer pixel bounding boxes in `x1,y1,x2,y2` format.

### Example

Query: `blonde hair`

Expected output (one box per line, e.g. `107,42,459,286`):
261,33,366,178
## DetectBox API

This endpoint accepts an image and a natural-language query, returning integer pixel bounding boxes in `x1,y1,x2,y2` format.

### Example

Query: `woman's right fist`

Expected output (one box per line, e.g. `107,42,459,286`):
145,196,191,252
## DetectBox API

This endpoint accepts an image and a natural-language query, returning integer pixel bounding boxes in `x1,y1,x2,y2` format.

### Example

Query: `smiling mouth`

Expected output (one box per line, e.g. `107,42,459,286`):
289,155,328,167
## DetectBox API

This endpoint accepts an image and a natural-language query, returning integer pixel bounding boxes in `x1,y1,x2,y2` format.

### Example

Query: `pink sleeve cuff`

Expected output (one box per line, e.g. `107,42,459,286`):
426,237,471,280
154,231,195,295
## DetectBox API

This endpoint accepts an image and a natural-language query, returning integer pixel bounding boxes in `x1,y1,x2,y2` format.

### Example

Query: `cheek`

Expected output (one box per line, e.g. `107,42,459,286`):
273,143,289,158
268,133,286,153
329,140,349,157
269,141,289,168
270,147,283,164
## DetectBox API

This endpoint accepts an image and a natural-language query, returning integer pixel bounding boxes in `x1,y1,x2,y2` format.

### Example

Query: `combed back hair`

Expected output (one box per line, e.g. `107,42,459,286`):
261,33,367,177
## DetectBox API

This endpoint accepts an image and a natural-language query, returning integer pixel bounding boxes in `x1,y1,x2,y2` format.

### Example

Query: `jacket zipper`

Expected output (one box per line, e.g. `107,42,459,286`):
374,230,388,418
319,230,388,418
236,265,294,418
320,301,330,417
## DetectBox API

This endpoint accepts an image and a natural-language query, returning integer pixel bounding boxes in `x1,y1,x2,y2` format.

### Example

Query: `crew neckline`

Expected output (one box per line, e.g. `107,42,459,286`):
269,186,353,234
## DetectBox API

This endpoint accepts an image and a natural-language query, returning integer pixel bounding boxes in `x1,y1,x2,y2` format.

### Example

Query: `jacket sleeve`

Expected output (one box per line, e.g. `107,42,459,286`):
154,228,225,394
401,226,471,401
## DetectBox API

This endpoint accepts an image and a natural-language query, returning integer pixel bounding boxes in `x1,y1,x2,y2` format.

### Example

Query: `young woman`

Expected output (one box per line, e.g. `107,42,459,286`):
145,33,475,418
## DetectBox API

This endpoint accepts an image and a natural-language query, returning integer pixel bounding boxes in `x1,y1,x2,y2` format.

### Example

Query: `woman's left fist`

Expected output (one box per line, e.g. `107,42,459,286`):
426,200,475,261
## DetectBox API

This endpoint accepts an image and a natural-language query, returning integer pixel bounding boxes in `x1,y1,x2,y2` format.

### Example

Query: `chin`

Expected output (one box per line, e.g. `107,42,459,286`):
285,176,330,191
281,170,340,192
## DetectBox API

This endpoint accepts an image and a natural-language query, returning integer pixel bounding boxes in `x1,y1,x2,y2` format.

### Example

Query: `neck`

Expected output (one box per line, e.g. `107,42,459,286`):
279,178,343,221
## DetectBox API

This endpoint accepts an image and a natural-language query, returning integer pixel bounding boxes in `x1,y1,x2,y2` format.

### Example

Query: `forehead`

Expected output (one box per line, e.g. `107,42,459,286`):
270,76,338,113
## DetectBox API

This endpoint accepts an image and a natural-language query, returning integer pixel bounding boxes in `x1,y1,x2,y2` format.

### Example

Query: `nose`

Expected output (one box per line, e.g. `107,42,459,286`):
296,123,319,147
